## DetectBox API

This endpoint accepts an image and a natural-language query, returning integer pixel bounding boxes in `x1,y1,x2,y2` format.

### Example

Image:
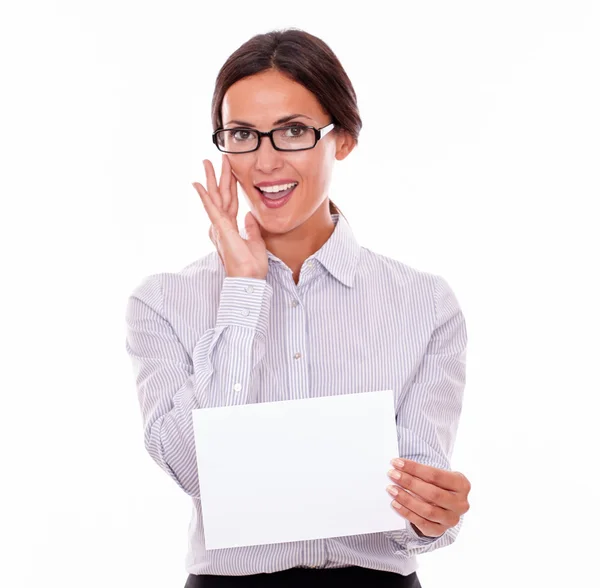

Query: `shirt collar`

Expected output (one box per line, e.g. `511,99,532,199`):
239,213,361,288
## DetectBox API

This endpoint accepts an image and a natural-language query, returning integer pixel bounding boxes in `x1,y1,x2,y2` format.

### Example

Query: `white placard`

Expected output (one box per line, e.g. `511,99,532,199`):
191,389,406,550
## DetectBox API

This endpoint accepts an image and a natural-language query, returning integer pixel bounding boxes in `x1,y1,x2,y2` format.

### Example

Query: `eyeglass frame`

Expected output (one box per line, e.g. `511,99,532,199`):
212,122,336,154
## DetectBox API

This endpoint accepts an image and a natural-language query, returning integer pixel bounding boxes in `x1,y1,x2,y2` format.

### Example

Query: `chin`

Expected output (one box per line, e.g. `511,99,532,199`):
256,216,293,235
252,208,300,234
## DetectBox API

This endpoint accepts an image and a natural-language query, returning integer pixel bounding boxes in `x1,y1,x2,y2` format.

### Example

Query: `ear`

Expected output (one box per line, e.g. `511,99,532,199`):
334,129,357,161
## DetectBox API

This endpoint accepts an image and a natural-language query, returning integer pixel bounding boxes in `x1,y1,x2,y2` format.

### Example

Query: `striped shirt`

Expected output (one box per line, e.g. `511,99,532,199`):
124,212,468,577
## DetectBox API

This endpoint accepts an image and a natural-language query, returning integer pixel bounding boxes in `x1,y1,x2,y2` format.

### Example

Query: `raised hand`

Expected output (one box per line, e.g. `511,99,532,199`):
192,155,268,280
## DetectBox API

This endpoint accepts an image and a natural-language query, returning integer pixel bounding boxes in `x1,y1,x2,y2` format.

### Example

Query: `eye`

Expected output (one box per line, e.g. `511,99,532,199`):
283,125,307,137
231,129,255,141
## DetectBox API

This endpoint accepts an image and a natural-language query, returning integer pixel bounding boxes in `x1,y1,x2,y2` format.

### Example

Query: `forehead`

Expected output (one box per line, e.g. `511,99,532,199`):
222,69,328,126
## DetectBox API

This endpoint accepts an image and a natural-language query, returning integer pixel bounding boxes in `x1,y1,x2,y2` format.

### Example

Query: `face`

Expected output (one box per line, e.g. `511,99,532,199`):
220,69,355,235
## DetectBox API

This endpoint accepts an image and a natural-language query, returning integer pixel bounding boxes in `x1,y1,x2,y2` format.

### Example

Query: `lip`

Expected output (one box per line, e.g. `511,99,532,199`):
257,184,297,209
254,179,298,188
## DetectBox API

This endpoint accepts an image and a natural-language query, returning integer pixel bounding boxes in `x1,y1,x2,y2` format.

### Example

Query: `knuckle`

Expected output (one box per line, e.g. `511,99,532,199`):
457,471,471,492
430,488,444,504
422,504,436,519
395,492,407,506
415,516,429,531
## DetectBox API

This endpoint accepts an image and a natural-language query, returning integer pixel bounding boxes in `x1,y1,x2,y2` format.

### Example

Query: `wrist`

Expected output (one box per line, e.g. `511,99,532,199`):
410,523,430,538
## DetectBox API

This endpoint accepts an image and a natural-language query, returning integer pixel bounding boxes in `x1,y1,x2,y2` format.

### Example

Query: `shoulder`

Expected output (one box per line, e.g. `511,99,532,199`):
358,246,440,294
356,246,462,316
356,246,462,328
126,251,224,311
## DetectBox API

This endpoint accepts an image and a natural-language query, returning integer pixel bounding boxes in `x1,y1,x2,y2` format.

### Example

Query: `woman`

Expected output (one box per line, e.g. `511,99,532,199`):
125,28,471,587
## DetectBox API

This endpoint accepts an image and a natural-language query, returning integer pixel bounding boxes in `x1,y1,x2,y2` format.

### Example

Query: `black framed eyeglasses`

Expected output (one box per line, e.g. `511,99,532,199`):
212,122,336,154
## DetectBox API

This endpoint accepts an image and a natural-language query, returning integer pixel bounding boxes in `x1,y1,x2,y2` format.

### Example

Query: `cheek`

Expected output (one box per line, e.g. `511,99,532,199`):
291,153,324,185
303,164,331,197
230,166,242,181
230,163,250,188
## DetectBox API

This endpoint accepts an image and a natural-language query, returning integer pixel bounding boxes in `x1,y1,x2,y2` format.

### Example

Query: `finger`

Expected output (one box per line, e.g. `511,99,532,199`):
390,458,464,493
196,181,239,252
203,159,224,209
388,485,459,529
387,468,459,510
192,181,221,225
219,154,232,213
229,165,239,219
389,492,446,538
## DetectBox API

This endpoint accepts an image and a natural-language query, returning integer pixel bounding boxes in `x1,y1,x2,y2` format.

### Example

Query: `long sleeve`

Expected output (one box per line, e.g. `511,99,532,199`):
125,274,273,498
384,275,468,556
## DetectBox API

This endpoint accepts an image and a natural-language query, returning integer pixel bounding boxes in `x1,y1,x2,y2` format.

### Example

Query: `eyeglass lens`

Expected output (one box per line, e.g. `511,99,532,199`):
216,126,317,152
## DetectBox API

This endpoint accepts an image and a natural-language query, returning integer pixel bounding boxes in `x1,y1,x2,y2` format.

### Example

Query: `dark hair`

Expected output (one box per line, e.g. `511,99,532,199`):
211,28,362,221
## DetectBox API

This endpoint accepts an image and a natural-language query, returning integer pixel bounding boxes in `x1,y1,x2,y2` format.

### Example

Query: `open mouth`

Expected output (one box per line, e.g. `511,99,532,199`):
255,182,298,209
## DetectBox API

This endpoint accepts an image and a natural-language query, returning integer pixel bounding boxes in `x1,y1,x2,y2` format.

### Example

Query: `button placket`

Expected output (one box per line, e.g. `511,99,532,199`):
287,288,319,566
287,287,309,403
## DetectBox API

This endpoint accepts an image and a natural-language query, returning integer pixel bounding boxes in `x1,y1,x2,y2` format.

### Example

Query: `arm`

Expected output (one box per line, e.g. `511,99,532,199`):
125,274,273,498
384,275,468,555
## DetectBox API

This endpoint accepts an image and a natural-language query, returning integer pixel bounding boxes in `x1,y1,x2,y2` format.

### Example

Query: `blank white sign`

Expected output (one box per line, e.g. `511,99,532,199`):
191,389,406,550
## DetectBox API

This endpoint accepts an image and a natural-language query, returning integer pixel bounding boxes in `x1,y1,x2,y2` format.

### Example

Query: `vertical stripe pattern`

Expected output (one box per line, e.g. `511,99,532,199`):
124,213,468,576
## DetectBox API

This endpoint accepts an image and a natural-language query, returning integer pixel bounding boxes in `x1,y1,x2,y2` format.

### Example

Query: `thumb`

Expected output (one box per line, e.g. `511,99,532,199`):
244,211,263,243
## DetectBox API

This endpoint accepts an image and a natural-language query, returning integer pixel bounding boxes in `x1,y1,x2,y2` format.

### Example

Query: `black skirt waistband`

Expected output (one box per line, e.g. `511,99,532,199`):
184,565,421,587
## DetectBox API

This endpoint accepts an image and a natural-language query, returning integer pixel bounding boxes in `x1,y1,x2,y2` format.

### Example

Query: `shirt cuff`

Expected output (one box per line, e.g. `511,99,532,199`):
406,522,442,545
215,277,273,337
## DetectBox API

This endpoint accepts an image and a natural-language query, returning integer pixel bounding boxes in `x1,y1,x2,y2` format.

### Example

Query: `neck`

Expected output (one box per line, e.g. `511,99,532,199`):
261,199,335,282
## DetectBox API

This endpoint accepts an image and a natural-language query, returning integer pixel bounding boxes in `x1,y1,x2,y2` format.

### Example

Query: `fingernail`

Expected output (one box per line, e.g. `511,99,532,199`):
388,469,401,481
391,459,405,469
386,485,398,496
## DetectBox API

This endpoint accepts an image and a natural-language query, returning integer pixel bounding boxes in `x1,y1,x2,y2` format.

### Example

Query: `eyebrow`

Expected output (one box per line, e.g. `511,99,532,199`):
223,114,313,127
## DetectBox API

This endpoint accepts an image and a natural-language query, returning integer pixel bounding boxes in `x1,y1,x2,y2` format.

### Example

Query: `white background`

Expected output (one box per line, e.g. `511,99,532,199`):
1,1,598,587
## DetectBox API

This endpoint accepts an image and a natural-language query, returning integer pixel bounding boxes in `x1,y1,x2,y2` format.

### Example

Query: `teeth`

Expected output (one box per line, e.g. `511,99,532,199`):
257,182,297,193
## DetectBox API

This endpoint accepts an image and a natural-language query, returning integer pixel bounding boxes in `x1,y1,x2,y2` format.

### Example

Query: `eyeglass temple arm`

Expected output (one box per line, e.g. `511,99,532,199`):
315,122,335,140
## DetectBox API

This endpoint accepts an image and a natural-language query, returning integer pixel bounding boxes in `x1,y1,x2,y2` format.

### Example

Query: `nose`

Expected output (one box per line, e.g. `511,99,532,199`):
254,134,284,173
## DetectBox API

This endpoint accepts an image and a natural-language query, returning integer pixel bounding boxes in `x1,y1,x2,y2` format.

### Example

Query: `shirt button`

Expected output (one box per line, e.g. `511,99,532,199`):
294,352,302,359
245,285,254,293
291,300,299,307
240,308,249,317
233,383,242,392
